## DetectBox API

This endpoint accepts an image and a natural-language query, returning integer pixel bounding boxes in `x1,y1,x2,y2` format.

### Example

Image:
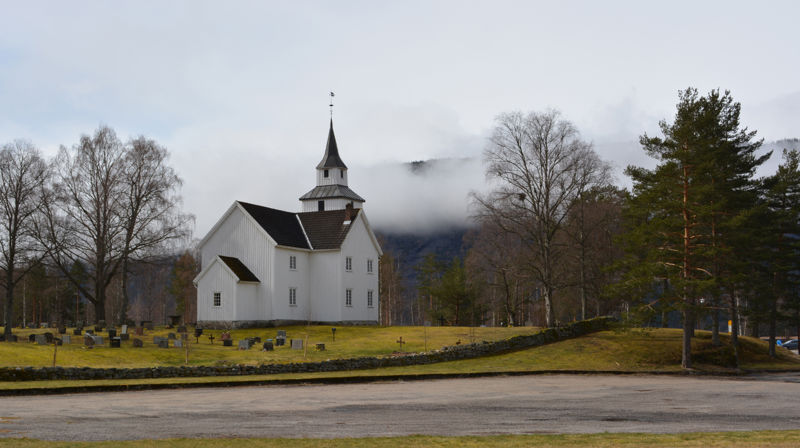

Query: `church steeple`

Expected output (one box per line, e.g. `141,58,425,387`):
298,118,365,213
316,120,348,169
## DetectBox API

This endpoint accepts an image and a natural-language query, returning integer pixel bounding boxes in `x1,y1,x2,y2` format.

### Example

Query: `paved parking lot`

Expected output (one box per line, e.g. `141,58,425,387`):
2,373,800,441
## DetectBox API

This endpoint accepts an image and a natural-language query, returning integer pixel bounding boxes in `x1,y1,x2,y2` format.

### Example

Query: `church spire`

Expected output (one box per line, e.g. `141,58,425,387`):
316,119,348,169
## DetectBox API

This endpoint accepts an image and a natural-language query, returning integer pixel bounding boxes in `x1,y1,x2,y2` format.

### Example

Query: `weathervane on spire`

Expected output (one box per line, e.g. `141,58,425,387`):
329,91,335,118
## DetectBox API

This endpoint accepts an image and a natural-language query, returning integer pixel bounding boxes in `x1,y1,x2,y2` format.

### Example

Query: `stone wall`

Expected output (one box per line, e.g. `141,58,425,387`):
0,317,613,382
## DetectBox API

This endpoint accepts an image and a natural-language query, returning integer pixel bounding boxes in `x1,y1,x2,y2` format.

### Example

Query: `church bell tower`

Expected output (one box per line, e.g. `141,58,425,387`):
299,119,365,212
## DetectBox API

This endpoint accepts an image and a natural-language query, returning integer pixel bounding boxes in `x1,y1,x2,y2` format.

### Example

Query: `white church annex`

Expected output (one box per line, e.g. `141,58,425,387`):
194,120,382,328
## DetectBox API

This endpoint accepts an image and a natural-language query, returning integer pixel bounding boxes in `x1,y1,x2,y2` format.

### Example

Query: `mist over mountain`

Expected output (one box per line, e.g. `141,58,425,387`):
361,157,485,235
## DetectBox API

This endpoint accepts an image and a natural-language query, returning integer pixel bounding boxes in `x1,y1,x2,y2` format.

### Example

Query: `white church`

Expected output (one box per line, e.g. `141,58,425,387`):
194,120,382,328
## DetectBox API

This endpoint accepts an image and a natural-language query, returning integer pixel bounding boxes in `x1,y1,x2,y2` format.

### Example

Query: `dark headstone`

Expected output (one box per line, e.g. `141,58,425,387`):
316,343,325,351
223,339,233,347
194,328,203,338
177,326,187,333
44,332,54,343
107,329,117,339
275,337,285,346
254,337,261,343
55,339,62,346
73,329,82,335
158,339,169,348
120,333,130,341
0,335,4,342
85,329,94,335
262,341,273,351
110,338,121,348
132,338,143,348
28,334,36,343
135,327,144,336
84,336,95,347
58,327,67,334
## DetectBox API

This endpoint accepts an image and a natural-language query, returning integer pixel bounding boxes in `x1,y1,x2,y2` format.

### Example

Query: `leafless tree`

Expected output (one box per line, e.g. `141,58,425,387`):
37,126,128,323
117,137,193,324
0,140,49,336
472,110,609,327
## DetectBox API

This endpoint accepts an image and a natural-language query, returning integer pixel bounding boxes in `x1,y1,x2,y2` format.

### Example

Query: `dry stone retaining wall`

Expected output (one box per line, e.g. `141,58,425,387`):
0,317,613,381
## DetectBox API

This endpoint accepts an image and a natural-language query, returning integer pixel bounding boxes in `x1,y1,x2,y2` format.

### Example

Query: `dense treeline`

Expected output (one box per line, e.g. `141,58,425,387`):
0,126,196,335
381,88,800,367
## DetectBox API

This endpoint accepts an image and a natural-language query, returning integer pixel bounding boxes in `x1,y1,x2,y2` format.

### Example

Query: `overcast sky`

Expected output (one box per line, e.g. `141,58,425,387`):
1,1,798,236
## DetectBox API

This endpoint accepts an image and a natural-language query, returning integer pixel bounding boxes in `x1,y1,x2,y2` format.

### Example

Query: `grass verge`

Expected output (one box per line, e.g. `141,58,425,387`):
1,431,800,447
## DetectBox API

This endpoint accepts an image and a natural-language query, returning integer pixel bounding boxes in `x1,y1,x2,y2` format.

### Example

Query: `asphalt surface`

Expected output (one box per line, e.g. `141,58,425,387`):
2,373,800,441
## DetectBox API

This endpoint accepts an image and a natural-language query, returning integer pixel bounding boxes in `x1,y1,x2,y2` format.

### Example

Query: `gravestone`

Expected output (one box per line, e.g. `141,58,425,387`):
158,339,169,348
262,341,273,351
153,336,164,345
275,337,285,346
108,328,117,339
168,333,176,340
85,329,94,335
173,339,183,348
54,338,62,346
110,338,121,348
132,338,143,348
35,334,48,345
94,325,103,332
120,333,130,341
58,327,67,334
194,328,203,338
223,339,233,347
290,339,303,350
238,339,251,350
316,343,325,351
0,335,4,342
177,325,187,334
144,322,154,331
92,335,104,345
277,330,287,338
28,334,36,343
73,329,82,336
134,327,144,336
84,335,95,347
44,332,54,343
61,334,71,344
121,325,128,335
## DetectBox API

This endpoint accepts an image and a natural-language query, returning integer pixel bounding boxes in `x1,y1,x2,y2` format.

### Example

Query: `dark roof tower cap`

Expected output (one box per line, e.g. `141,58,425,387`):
316,119,348,169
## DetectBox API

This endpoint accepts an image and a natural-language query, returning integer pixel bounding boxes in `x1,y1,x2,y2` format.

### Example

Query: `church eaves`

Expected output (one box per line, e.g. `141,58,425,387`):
316,119,348,169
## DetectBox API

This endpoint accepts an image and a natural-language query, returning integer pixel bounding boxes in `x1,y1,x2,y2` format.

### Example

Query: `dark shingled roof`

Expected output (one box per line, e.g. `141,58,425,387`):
237,201,310,249
298,184,365,202
297,208,360,250
316,120,348,169
218,256,260,282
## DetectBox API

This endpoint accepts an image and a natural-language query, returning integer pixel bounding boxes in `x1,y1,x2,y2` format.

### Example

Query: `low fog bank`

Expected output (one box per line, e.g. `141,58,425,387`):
356,157,486,234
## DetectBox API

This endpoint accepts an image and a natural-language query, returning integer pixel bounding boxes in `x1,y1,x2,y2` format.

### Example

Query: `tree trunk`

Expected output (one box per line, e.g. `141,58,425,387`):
711,297,720,346
730,294,740,370
768,297,778,358
3,275,13,337
682,306,692,369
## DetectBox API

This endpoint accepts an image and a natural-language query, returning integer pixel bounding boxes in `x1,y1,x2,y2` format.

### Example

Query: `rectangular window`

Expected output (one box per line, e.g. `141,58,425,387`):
324,169,329,178
289,288,297,306
367,290,374,308
346,289,352,306
345,256,352,271
340,169,344,178
367,259,373,273
289,255,296,270
213,292,221,307
318,200,324,211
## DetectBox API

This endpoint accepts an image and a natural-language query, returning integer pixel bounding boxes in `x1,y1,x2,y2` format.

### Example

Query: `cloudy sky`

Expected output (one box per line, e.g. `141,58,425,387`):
1,1,798,235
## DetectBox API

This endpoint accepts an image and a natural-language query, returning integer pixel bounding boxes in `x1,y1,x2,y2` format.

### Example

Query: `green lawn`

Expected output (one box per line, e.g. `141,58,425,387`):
2,431,800,447
1,328,798,392
0,325,537,368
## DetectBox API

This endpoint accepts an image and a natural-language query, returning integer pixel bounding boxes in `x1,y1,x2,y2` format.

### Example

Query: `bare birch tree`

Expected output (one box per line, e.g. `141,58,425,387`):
0,141,49,336
472,110,609,327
